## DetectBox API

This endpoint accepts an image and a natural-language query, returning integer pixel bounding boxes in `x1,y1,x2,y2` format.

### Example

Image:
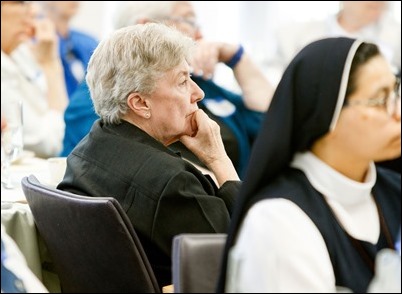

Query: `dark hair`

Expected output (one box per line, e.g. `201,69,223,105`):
345,43,380,99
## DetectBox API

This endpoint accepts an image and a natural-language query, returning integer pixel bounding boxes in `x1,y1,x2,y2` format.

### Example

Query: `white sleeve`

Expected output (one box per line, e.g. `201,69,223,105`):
2,49,65,158
23,107,65,158
1,225,48,293
226,198,337,293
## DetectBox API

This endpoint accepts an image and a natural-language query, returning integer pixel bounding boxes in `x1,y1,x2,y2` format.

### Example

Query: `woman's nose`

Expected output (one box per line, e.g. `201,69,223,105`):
191,81,204,103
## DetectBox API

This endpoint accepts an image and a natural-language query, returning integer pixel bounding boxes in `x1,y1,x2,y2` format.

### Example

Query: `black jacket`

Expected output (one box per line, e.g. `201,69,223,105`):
58,119,241,288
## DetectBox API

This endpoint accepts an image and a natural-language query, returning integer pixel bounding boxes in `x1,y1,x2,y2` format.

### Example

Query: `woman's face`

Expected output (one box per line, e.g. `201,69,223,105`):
1,1,34,54
43,1,79,20
168,1,202,41
145,60,204,146
334,55,401,162
342,1,387,27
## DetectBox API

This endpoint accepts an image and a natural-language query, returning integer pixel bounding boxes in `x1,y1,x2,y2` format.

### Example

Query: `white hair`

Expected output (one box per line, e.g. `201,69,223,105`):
86,23,195,124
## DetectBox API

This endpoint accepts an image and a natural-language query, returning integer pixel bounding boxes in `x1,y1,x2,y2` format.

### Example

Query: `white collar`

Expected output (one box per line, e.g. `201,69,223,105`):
290,152,376,207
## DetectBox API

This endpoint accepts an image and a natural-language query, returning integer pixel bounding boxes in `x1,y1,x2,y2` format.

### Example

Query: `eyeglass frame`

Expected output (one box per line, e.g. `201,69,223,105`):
161,16,200,30
344,76,401,116
3,1,32,4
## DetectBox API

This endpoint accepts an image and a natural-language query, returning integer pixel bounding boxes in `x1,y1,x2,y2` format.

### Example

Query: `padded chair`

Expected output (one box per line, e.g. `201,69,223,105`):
172,233,227,293
21,175,160,293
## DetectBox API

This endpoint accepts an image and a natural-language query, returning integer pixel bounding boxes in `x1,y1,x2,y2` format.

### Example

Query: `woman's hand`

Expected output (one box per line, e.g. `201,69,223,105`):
180,110,239,185
30,17,59,65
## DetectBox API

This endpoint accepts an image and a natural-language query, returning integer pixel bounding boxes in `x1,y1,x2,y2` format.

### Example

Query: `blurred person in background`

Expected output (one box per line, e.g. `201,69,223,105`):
270,1,400,73
218,37,401,292
1,1,68,158
39,1,98,99
266,1,401,173
61,1,273,178
58,23,241,289
1,225,48,293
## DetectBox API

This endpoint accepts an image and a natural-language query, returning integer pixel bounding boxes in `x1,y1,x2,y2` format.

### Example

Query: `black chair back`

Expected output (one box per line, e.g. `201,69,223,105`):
22,175,160,293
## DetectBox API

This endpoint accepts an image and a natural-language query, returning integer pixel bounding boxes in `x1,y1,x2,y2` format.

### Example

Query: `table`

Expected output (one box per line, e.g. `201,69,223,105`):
1,155,63,292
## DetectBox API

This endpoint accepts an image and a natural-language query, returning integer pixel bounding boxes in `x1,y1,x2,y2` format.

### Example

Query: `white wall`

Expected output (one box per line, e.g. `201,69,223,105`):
69,1,111,40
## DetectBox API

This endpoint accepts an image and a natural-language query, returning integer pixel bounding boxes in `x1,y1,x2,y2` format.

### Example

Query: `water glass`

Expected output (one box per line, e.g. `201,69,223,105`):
1,100,23,189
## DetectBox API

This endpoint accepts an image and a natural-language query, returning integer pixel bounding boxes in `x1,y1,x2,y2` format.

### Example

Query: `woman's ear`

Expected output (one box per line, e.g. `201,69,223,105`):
136,18,151,25
127,92,150,117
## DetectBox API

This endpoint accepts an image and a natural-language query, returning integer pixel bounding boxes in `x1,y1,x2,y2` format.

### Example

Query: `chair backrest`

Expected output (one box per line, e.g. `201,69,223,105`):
172,233,227,293
21,175,160,293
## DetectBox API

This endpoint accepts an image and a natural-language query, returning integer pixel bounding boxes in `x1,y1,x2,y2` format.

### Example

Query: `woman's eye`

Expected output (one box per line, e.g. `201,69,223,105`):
370,89,388,102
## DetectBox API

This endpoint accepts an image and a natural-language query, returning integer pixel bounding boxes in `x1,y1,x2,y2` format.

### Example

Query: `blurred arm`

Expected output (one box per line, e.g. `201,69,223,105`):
31,17,68,112
191,41,274,112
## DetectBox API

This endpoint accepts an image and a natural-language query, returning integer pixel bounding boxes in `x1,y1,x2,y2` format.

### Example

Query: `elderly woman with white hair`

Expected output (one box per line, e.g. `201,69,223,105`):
58,23,241,290
62,1,273,179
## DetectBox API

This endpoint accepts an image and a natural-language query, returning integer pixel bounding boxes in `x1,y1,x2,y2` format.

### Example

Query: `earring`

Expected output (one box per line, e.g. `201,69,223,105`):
145,113,150,118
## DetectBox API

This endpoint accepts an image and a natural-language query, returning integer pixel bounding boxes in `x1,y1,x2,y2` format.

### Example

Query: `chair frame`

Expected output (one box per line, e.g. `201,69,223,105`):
172,233,227,293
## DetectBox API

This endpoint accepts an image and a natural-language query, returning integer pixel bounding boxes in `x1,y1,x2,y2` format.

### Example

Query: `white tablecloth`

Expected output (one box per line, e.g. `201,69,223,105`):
2,154,56,202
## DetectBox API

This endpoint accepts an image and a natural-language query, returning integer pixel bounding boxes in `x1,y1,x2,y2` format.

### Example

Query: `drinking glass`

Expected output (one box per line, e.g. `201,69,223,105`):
1,100,23,189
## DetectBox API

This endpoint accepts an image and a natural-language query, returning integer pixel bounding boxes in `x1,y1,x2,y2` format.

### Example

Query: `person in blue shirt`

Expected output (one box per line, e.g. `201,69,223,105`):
1,226,48,293
61,80,97,157
61,1,273,177
40,1,98,99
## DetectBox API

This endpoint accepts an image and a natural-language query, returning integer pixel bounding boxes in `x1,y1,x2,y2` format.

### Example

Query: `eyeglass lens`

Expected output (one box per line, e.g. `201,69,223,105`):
387,77,401,116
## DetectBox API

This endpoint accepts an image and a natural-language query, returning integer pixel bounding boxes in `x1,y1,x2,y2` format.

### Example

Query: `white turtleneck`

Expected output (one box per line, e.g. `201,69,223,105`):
291,151,379,243
226,152,379,293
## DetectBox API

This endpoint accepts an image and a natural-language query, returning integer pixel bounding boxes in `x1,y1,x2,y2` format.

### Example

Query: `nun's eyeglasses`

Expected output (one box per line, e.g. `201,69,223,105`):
345,77,401,116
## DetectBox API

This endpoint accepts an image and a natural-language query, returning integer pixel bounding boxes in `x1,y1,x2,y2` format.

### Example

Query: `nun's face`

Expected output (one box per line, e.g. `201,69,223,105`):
333,55,400,162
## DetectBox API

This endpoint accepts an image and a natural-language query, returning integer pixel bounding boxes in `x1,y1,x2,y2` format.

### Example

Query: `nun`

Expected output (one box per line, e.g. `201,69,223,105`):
218,37,401,293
